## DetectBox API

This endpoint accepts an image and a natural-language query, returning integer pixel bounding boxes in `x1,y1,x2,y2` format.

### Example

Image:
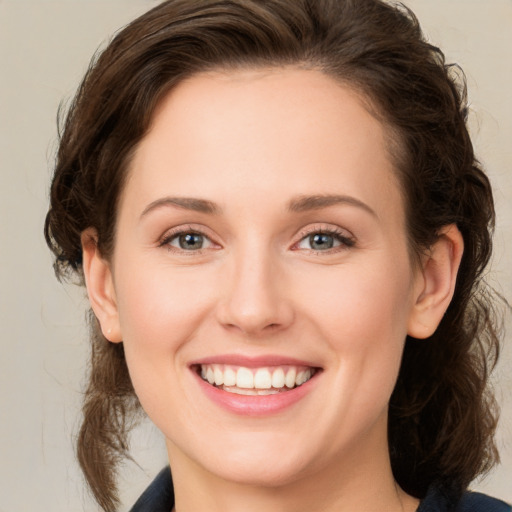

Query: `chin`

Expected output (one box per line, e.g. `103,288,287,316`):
196,430,322,487
207,454,311,488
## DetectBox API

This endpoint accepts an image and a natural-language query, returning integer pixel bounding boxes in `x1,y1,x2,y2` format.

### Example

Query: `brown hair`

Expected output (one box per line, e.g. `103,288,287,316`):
44,1,501,510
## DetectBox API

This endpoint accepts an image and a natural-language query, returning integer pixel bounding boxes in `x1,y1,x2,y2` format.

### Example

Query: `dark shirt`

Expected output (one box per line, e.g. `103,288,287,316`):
129,466,511,512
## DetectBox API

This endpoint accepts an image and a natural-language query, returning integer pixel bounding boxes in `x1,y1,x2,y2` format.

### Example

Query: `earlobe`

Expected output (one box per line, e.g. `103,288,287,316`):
407,225,464,339
81,228,122,343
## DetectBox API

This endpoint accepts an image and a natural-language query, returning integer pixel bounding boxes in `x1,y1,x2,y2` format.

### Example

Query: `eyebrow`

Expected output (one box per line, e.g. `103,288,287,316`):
140,197,221,217
140,193,377,219
287,194,377,218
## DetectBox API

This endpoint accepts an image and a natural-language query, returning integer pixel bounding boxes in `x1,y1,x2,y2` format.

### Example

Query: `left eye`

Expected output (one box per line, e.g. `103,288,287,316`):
167,232,213,251
296,231,352,251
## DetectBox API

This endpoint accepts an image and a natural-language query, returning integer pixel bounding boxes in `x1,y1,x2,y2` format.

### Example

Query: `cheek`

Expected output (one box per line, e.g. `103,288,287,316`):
307,260,413,336
113,263,220,411
113,264,219,422
116,264,214,346
322,269,413,420
302,258,415,385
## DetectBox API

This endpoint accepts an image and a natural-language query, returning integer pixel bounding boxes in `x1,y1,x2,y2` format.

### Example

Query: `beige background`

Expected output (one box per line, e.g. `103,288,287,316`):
0,0,510,510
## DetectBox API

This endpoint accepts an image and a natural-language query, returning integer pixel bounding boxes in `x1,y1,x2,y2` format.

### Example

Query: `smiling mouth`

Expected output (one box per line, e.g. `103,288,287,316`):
194,364,318,396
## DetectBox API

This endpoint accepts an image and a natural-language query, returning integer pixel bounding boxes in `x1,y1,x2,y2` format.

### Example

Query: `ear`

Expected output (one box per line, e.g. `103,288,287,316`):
81,228,122,343
407,225,464,339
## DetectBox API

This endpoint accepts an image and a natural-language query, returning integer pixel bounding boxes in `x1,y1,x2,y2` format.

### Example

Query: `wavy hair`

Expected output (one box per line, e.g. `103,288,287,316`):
44,1,501,510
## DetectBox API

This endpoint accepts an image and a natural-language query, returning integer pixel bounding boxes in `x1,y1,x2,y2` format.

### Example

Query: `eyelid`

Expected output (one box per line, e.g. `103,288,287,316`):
157,223,355,254
291,224,356,252
158,224,221,252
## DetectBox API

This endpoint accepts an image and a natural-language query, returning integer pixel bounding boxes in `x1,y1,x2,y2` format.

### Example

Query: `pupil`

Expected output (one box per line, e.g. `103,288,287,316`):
179,233,203,249
310,233,333,250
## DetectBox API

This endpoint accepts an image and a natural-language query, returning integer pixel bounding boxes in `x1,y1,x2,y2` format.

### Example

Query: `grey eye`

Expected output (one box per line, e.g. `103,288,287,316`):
308,233,336,250
295,229,354,252
171,233,207,250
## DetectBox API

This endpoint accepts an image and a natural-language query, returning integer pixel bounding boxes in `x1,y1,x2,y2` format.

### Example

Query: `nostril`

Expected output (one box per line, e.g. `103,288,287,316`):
215,285,295,335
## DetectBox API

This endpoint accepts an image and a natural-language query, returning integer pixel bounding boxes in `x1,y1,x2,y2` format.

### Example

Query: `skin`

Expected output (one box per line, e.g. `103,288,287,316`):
82,68,463,512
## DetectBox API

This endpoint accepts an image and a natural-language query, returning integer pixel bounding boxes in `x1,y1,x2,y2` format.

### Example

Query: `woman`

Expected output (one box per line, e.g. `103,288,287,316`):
44,1,510,511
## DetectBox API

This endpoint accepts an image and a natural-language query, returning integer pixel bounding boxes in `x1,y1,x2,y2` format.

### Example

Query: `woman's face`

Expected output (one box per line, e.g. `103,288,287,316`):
107,68,424,486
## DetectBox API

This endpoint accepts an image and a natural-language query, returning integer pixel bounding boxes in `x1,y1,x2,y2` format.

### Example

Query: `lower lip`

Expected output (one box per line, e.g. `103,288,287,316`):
192,369,319,416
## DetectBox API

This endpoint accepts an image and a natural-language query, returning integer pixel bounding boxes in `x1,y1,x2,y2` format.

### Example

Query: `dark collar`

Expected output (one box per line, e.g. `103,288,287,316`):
129,466,174,512
129,467,511,512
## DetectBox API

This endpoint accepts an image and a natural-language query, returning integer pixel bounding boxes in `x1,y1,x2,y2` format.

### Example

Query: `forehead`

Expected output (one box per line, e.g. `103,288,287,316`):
122,67,404,227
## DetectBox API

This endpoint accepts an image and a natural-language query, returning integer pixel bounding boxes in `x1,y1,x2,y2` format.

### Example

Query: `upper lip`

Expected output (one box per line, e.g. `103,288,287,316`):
189,354,321,369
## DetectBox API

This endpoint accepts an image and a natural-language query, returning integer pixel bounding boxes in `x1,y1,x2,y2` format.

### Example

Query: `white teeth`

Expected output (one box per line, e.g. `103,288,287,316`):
285,368,296,388
222,387,282,396
254,368,272,389
296,370,311,386
199,363,316,392
271,368,285,388
257,389,280,395
236,367,254,389
224,386,256,396
214,366,224,386
224,367,237,386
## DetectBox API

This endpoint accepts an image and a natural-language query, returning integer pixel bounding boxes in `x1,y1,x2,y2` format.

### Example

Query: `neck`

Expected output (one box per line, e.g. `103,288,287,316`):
166,417,419,512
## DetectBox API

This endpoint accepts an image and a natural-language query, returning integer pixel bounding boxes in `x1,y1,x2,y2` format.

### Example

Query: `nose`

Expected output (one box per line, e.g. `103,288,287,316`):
216,247,294,337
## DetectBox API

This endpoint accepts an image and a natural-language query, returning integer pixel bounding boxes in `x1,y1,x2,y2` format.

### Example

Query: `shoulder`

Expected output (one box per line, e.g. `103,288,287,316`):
418,485,511,512
456,491,512,512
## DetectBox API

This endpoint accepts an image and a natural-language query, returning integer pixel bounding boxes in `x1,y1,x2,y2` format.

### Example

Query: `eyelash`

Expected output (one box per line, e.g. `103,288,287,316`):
293,226,355,254
159,225,355,255
159,224,216,255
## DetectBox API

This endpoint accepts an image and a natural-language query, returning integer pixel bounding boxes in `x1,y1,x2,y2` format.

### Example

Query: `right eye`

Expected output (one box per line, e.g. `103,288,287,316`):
292,226,355,254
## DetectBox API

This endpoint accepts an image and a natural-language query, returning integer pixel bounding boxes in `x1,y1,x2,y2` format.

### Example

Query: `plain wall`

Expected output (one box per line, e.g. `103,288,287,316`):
0,1,510,510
